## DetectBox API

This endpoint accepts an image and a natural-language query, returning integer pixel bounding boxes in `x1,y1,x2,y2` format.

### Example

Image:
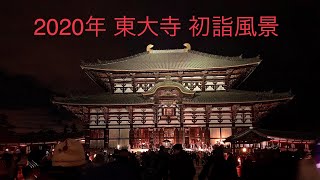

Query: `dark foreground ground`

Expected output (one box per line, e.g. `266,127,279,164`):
193,158,320,180
297,159,320,180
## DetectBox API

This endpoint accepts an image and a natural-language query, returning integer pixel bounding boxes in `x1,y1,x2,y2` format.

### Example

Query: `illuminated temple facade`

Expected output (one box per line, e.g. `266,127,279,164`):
53,44,292,149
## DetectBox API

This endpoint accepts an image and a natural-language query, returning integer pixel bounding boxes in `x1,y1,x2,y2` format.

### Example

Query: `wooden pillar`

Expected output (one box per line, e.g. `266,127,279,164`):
201,74,206,92
153,105,159,147
205,105,211,146
154,72,159,83
108,73,114,93
154,105,159,128
231,105,238,135
252,104,259,127
174,128,179,144
180,105,185,145
83,123,90,149
185,128,190,147
230,105,239,153
178,72,183,84
103,107,109,149
83,122,90,149
159,128,164,146
179,128,184,145
131,74,137,93
200,128,205,146
82,106,90,150
149,128,154,149
153,128,159,148
128,106,134,148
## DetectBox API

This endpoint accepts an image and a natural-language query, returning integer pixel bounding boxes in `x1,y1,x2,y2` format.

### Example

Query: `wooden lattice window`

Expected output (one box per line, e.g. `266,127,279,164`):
90,129,104,139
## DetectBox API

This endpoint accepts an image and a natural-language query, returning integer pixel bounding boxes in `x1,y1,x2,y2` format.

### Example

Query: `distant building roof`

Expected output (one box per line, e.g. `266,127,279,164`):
224,127,271,143
225,127,318,143
53,90,292,106
258,129,318,140
0,128,19,144
2,108,80,134
81,44,261,72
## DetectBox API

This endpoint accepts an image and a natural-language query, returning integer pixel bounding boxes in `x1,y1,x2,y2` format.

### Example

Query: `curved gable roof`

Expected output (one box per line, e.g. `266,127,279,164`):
142,78,195,96
81,48,261,72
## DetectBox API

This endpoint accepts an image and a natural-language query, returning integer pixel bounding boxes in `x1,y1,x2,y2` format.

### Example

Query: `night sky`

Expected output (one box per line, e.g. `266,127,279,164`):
0,0,318,132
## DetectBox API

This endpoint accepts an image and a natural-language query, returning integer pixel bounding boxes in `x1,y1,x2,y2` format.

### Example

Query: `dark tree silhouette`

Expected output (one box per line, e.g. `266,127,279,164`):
64,124,69,133
71,123,78,133
0,113,15,129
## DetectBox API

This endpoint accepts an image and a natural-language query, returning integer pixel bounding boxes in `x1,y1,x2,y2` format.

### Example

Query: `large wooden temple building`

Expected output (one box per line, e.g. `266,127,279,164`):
53,43,293,150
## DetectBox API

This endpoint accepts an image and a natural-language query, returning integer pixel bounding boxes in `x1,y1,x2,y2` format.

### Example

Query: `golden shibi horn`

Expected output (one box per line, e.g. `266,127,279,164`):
183,43,191,51
146,44,154,52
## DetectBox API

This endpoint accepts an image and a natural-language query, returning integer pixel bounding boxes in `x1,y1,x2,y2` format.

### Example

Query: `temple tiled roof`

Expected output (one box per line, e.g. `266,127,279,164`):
224,127,271,143
189,91,292,104
53,90,292,105
81,46,261,71
54,94,153,105
2,108,78,134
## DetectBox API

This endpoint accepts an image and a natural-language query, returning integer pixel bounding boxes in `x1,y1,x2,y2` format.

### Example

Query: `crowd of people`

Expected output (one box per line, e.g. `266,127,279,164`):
0,148,22,179
0,138,315,180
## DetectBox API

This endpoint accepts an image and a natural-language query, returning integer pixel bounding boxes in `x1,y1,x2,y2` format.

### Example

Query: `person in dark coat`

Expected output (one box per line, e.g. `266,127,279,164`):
241,155,255,180
0,152,16,180
82,149,141,180
225,152,238,180
199,146,227,180
141,150,160,180
157,146,169,180
169,144,195,180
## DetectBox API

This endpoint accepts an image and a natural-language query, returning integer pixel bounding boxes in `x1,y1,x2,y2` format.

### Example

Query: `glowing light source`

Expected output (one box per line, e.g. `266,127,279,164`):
130,148,149,153
242,147,247,153
220,139,225,145
117,144,120,149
